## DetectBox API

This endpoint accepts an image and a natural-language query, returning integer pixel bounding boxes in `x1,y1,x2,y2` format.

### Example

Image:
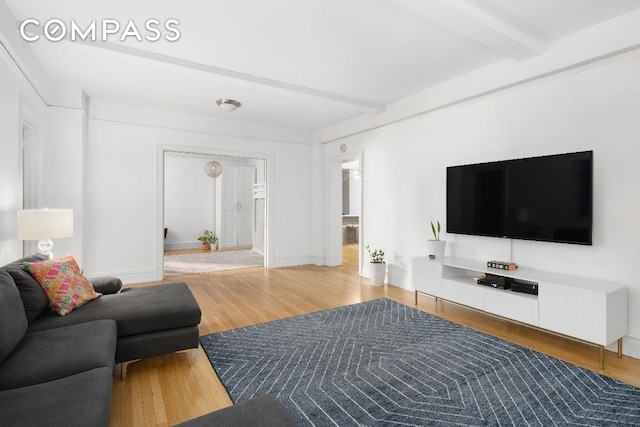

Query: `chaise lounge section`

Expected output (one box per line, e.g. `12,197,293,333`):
0,254,202,426
26,278,202,378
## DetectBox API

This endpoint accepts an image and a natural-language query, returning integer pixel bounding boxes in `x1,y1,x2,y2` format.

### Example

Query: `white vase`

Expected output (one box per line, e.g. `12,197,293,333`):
369,262,386,286
427,240,446,259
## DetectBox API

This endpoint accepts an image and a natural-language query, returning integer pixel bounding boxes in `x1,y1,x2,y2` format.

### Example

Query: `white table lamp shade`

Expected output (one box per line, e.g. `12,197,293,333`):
17,209,74,240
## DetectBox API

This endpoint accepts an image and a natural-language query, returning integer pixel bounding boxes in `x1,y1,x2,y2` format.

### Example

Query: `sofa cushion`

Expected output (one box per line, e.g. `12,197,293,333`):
0,367,113,427
25,255,101,315
89,276,123,295
1,253,49,269
0,319,117,391
28,282,201,338
0,270,28,364
3,267,49,324
0,253,50,323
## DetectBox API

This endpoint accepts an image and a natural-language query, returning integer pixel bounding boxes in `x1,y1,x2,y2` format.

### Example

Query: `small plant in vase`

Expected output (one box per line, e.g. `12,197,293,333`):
197,230,218,251
366,245,386,286
427,220,446,259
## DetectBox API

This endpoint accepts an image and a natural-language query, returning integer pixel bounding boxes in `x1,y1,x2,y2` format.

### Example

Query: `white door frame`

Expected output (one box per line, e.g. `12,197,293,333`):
156,145,273,279
20,109,44,256
325,150,364,274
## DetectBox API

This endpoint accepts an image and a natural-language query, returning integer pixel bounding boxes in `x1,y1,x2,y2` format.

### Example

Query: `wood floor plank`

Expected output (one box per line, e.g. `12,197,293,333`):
110,247,640,426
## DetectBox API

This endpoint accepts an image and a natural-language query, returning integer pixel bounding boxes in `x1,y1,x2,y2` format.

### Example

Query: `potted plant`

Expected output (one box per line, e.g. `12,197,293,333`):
197,230,218,251
427,220,446,259
366,245,386,286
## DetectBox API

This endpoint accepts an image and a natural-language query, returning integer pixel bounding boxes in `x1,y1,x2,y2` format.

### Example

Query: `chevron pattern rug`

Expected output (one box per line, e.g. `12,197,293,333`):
200,299,640,426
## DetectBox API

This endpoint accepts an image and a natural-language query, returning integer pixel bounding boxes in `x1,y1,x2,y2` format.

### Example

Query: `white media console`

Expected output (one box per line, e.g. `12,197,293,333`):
412,256,628,369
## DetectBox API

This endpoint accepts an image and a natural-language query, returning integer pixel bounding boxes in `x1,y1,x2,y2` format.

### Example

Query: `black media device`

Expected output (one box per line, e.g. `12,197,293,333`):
510,280,539,295
477,274,510,289
477,274,539,295
446,151,593,245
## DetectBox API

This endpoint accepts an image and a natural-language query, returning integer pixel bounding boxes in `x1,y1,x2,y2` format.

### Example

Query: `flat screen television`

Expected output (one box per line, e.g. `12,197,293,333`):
446,151,593,245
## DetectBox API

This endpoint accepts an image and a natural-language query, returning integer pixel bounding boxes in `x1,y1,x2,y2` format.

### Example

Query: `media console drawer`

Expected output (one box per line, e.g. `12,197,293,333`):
482,287,538,326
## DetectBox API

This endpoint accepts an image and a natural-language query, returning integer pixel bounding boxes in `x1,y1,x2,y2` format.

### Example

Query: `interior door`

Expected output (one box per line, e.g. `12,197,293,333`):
220,167,239,248
237,166,255,247
218,165,256,248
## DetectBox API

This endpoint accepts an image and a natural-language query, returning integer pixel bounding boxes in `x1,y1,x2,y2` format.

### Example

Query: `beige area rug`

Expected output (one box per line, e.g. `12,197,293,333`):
164,250,264,276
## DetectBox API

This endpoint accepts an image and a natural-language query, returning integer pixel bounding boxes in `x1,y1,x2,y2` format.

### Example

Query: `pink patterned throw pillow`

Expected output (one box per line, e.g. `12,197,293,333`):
25,255,101,316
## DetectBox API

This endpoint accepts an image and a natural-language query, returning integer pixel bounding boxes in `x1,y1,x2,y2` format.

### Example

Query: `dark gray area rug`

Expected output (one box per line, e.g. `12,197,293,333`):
200,299,640,426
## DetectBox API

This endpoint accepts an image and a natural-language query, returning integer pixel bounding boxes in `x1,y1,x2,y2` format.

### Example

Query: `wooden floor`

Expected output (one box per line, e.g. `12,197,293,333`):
110,246,640,427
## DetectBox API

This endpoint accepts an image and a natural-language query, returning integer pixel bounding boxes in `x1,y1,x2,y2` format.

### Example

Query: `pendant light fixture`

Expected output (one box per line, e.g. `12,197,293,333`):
204,160,223,178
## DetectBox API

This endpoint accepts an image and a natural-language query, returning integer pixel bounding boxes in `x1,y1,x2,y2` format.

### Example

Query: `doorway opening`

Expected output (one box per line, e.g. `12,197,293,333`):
341,158,362,274
20,119,43,256
162,150,266,277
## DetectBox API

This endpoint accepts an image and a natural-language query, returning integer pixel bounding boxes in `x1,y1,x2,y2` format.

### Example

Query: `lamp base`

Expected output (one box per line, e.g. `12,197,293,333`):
37,239,54,259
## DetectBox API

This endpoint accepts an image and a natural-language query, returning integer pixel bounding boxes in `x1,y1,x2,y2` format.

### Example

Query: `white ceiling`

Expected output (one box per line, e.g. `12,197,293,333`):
6,0,640,131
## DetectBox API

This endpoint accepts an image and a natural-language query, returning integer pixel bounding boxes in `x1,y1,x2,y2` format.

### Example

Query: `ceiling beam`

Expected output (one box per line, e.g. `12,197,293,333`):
77,40,386,114
388,0,546,60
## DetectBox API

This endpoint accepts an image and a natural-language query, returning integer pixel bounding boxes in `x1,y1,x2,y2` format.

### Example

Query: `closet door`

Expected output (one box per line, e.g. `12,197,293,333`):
236,166,255,247
219,168,239,248
217,165,255,248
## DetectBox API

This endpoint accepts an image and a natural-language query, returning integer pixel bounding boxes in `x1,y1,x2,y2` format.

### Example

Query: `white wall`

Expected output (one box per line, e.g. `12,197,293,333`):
164,154,216,250
320,50,640,358
43,106,87,264
0,57,26,263
83,100,313,282
0,3,88,265
0,40,48,264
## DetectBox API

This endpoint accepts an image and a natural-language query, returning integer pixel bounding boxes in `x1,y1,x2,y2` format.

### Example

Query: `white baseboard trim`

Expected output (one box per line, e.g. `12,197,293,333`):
387,273,412,290
164,242,200,251
619,335,640,359
271,256,313,268
88,269,160,285
311,255,326,266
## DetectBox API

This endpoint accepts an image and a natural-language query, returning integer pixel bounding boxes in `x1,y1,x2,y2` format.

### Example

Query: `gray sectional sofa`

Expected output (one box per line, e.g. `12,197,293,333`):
0,254,202,427
175,394,295,427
